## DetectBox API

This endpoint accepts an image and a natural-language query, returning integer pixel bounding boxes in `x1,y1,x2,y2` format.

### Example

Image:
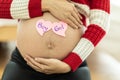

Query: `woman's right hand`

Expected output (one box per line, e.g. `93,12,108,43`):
42,0,83,29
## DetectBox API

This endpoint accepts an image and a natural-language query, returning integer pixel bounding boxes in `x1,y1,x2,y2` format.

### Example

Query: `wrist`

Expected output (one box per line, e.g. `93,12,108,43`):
62,62,71,73
41,0,50,12
62,52,82,72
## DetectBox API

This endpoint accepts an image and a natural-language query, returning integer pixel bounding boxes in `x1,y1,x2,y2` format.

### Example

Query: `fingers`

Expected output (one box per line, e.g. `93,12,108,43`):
68,14,81,29
73,7,83,24
66,18,79,29
25,55,45,71
24,55,70,74
25,55,52,73
72,7,81,23
35,58,50,65
25,58,40,71
66,6,83,29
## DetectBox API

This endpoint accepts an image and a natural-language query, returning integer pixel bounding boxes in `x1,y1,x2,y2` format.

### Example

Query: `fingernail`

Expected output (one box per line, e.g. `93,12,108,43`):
75,27,78,29
35,58,38,60
24,57,27,61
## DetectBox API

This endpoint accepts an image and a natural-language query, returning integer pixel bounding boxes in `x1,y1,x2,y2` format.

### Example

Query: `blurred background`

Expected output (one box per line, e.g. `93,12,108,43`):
0,0,120,80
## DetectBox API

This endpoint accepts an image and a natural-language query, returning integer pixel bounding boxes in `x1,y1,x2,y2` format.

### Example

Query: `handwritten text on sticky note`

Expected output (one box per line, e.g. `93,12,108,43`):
36,19,67,37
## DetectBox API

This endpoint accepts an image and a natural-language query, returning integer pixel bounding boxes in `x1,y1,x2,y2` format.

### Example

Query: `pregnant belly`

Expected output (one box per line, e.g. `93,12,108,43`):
16,13,83,60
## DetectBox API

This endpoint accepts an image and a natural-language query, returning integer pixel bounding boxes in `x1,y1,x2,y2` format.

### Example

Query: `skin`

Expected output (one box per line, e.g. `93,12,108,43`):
25,55,71,74
24,0,82,74
42,0,83,29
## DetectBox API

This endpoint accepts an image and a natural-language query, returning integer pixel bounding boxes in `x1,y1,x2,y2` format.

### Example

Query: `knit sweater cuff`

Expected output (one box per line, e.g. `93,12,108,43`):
29,0,43,18
62,52,82,72
82,24,106,46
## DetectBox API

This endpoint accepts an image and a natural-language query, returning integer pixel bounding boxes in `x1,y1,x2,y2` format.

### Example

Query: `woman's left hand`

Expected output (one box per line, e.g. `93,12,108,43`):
24,55,71,74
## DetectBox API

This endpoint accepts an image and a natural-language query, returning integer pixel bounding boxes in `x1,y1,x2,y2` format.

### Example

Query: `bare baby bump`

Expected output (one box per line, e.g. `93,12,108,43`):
16,12,83,60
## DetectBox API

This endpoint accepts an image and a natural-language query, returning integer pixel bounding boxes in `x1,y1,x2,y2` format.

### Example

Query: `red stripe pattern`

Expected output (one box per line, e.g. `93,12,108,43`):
90,0,110,13
0,0,12,18
82,24,106,46
0,0,42,19
0,0,110,72
62,52,82,72
62,0,110,72
28,0,43,18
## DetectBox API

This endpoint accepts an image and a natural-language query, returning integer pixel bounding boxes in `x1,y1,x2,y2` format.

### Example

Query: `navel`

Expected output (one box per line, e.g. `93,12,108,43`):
47,41,55,49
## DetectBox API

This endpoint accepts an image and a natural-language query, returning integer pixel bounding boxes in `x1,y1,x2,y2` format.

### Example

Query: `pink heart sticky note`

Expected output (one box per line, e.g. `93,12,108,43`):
36,19,52,36
52,22,68,37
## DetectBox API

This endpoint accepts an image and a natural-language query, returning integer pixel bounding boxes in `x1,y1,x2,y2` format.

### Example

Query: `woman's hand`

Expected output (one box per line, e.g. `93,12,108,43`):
43,0,83,29
24,55,71,74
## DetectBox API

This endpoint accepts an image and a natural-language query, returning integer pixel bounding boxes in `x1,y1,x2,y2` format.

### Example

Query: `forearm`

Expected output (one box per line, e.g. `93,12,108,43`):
0,0,49,19
62,0,110,72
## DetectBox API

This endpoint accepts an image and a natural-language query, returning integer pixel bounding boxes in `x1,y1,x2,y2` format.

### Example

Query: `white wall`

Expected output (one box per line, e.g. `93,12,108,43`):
97,2,120,61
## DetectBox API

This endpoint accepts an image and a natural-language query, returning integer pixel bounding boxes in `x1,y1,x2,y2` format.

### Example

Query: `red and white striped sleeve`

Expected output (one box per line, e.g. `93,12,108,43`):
63,0,110,72
0,0,42,19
